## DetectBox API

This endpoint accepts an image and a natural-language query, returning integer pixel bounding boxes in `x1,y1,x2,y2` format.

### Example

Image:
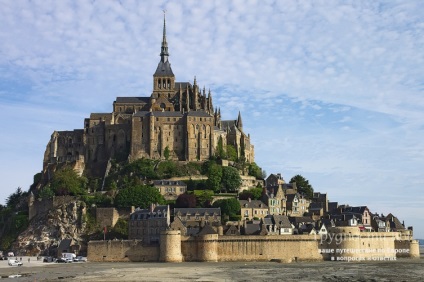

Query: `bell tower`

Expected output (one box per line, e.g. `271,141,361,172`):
152,11,175,101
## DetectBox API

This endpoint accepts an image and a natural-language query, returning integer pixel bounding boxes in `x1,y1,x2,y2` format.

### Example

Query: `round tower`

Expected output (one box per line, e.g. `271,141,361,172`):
197,234,218,262
159,230,182,262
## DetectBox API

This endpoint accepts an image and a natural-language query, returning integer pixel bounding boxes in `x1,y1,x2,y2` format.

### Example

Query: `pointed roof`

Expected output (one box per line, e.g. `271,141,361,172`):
237,111,243,129
154,11,174,77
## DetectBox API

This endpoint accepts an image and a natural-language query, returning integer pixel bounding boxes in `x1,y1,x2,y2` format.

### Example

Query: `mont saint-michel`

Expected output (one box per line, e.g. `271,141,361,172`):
0,11,421,271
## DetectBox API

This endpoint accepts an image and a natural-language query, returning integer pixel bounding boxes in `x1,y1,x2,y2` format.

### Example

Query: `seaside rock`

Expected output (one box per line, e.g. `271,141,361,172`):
11,200,87,256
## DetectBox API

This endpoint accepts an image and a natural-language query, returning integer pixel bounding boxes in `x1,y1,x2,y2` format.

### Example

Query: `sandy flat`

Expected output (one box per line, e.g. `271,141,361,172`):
0,258,423,282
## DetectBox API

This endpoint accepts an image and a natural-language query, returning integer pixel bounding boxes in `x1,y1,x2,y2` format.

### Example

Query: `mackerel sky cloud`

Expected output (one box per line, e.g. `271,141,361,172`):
0,1,423,237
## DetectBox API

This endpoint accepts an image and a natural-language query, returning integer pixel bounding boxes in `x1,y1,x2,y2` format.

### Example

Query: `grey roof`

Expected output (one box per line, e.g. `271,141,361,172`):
271,215,292,229
197,224,218,235
309,202,323,210
243,223,262,235
239,200,268,209
342,206,369,214
115,97,150,103
154,60,174,76
153,180,186,186
58,239,72,251
221,120,237,130
263,217,273,225
174,208,221,217
130,205,169,220
175,82,191,89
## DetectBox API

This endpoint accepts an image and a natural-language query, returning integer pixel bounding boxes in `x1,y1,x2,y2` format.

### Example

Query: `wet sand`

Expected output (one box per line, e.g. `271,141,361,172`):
1,257,423,282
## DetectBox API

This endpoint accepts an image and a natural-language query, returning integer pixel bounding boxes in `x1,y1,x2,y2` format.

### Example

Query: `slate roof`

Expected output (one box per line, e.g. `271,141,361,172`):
265,215,292,229
154,60,174,76
115,97,150,103
342,206,369,215
309,202,324,211
243,222,262,235
239,200,268,209
197,224,218,235
153,180,186,186
174,208,221,217
57,239,72,252
385,213,405,230
130,205,169,220
175,82,191,89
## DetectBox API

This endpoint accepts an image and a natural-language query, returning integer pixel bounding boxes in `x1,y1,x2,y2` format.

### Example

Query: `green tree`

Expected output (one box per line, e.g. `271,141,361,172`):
248,162,264,179
226,145,237,162
290,174,314,199
216,136,226,159
50,167,87,196
212,198,241,221
115,184,165,208
193,190,214,207
38,185,54,200
164,146,171,160
6,187,25,209
221,166,242,192
238,187,263,200
206,163,222,192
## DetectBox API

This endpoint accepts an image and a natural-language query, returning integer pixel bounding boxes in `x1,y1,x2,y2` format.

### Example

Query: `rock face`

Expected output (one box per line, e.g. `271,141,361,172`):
13,200,87,256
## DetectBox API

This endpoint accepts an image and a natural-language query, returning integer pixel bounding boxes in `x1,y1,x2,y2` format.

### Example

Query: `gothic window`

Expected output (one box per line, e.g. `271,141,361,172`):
158,79,161,89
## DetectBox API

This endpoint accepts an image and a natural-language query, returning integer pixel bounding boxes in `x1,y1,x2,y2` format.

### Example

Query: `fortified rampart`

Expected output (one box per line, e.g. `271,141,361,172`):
88,227,420,262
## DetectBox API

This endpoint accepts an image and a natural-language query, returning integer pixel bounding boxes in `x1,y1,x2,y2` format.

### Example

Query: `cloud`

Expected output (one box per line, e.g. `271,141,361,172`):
0,0,423,238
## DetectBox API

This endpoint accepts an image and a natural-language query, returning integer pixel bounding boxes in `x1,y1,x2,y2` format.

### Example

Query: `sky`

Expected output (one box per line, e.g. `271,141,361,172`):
0,1,423,238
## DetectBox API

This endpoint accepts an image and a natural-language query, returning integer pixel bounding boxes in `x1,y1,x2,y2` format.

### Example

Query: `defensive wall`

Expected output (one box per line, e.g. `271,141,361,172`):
87,228,420,262
95,207,134,228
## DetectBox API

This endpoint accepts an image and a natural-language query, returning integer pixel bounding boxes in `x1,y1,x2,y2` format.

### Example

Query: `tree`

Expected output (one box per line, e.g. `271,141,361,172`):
248,162,264,179
238,187,263,200
6,187,24,208
38,185,54,200
206,163,222,192
216,136,226,159
50,167,87,196
213,198,241,220
115,184,165,208
221,166,242,192
164,146,171,160
290,174,314,199
175,193,197,208
226,145,237,162
193,190,214,207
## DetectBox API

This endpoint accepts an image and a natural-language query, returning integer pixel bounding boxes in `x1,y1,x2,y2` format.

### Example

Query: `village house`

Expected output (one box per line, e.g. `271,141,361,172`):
261,186,286,215
239,199,269,220
263,214,293,235
170,208,221,236
286,193,310,217
153,179,187,201
128,204,170,243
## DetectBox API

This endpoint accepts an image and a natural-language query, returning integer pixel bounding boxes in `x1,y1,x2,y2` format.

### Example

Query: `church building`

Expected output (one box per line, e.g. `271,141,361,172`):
43,15,254,178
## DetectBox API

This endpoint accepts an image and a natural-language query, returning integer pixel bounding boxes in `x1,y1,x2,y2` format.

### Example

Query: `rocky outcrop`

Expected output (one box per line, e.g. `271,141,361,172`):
12,200,87,256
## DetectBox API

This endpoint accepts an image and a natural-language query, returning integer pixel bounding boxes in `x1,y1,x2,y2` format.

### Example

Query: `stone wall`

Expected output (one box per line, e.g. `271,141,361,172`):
88,240,159,262
88,229,420,263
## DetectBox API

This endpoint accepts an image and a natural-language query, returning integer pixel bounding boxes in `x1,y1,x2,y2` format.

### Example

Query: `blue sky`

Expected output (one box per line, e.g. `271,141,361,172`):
1,1,423,238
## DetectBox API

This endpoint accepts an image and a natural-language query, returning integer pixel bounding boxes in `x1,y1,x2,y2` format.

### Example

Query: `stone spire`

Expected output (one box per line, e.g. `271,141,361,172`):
237,111,243,130
154,11,174,76
160,11,169,63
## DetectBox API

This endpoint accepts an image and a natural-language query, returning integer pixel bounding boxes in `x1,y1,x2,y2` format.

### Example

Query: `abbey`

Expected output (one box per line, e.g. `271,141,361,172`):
43,16,254,178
